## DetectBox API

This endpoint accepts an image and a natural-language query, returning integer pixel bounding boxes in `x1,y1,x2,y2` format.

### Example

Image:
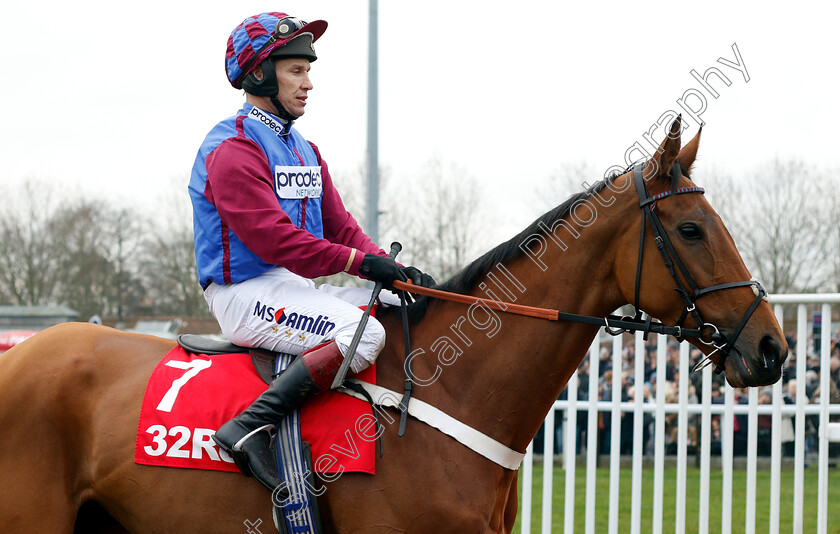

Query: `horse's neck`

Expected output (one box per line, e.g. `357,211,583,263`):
379,213,630,452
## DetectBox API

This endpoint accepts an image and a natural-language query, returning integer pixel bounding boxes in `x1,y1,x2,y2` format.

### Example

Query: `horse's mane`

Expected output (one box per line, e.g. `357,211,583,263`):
399,160,688,322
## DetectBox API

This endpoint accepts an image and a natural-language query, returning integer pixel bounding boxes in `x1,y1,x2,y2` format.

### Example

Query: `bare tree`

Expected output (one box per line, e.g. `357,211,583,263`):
700,160,832,293
138,189,208,316
315,159,487,288
107,207,147,320
0,181,63,305
825,170,840,292
381,158,486,282
47,199,147,319
50,200,113,318
0,179,206,318
535,161,600,214
139,225,207,316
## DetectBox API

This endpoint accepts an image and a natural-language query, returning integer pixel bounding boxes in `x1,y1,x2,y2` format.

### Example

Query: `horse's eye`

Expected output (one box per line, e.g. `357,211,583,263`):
678,223,703,240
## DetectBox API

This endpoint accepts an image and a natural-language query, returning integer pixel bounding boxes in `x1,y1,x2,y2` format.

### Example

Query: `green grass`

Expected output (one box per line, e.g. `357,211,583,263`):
514,464,840,533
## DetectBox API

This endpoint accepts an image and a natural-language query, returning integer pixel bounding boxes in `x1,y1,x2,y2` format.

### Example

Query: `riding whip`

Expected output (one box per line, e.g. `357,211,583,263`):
330,242,401,389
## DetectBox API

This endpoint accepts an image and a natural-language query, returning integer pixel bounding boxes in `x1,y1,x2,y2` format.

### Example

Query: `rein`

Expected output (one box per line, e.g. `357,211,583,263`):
393,279,701,338
393,162,768,376
391,281,559,320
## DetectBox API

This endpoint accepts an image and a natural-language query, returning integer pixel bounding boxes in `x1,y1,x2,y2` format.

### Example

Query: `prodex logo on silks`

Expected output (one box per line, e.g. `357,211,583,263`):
247,106,290,137
253,301,336,336
274,166,322,200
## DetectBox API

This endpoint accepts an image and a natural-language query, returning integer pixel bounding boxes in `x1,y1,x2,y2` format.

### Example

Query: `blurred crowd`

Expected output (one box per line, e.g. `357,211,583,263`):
534,327,840,459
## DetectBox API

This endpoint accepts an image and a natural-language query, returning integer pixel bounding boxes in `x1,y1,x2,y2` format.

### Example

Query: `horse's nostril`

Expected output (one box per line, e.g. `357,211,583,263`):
759,336,782,369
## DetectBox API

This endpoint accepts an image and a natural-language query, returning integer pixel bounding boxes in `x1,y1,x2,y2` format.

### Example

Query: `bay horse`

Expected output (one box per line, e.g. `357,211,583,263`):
0,118,786,533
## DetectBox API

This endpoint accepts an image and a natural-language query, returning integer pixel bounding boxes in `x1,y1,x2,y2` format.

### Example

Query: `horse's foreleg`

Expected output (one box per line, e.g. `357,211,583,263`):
0,348,83,532
501,473,519,534
0,431,80,533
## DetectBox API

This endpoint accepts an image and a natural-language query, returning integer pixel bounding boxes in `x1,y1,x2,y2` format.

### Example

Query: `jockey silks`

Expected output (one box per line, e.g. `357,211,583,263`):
190,103,379,288
239,105,325,238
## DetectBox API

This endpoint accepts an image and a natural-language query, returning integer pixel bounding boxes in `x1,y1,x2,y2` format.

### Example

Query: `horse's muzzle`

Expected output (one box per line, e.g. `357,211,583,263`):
726,334,787,388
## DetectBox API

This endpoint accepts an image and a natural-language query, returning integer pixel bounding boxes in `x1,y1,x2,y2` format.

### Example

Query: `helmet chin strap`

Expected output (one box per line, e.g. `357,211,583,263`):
242,57,299,123
269,96,297,122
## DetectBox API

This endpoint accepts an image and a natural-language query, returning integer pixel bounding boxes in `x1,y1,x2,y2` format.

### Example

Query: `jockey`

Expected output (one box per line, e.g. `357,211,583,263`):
188,12,435,491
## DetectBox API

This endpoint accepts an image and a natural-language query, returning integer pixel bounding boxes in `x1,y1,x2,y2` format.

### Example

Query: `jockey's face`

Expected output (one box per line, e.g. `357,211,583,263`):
272,58,312,118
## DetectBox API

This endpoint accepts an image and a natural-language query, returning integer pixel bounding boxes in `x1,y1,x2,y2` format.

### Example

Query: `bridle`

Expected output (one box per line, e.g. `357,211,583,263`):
393,161,769,376
626,162,767,374
364,159,772,451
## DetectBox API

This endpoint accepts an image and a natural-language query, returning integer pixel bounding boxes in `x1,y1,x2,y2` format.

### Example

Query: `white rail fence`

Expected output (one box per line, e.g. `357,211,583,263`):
519,294,840,533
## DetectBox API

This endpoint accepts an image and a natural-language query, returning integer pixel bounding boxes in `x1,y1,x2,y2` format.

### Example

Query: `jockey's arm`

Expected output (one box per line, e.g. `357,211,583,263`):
309,142,386,256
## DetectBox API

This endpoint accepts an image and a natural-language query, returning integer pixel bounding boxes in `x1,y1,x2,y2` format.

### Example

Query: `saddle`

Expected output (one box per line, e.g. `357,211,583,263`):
177,334,275,385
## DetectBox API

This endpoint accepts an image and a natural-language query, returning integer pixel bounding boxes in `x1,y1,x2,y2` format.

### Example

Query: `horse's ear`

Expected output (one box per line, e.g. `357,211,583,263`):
644,116,682,182
677,127,702,177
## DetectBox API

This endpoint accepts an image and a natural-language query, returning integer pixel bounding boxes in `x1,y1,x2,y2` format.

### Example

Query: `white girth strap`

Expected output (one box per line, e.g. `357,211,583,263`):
340,379,525,470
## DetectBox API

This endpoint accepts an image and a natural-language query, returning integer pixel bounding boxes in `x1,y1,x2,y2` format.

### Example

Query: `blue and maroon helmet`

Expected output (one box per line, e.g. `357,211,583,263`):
225,12,327,95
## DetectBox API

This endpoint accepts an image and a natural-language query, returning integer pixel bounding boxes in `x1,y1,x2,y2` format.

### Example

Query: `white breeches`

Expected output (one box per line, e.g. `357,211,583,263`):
204,267,397,374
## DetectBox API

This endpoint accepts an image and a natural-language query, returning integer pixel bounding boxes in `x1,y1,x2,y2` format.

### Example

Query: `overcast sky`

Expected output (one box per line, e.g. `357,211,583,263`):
1,1,836,243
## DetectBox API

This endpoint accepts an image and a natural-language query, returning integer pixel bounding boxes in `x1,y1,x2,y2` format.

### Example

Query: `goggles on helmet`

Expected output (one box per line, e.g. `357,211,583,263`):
270,17,307,42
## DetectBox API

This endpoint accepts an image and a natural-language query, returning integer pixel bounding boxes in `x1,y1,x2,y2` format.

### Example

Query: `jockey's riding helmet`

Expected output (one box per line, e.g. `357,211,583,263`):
225,12,327,99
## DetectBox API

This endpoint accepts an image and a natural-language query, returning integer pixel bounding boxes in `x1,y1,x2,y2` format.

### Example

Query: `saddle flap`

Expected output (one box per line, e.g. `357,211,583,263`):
250,348,276,385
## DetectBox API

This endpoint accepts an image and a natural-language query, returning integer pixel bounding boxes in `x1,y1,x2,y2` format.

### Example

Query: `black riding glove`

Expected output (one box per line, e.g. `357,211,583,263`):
402,266,436,289
359,254,406,289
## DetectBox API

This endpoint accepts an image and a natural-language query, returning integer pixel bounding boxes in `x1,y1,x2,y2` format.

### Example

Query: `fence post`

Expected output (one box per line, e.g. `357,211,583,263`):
817,303,832,534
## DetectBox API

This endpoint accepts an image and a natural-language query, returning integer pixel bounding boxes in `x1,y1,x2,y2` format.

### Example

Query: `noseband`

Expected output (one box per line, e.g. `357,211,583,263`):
628,163,767,374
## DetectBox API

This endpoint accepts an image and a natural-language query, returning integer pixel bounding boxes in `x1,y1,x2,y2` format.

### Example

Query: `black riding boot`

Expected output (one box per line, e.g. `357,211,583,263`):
213,340,345,491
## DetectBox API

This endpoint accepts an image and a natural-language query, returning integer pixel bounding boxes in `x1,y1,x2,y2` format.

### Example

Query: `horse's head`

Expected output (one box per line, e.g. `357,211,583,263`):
613,117,787,388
